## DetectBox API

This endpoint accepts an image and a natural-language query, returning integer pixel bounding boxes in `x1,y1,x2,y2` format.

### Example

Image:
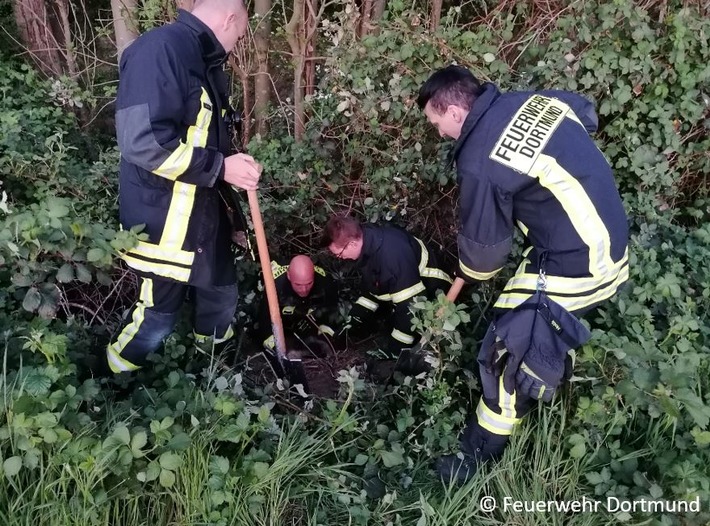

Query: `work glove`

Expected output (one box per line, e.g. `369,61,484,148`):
481,333,565,403
514,344,566,402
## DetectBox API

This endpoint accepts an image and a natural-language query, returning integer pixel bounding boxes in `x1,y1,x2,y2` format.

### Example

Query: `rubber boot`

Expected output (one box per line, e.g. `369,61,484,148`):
436,420,510,484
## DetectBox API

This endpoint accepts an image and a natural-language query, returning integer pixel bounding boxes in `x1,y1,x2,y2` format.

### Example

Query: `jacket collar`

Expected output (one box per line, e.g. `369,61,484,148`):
451,83,501,162
356,224,383,267
176,9,227,67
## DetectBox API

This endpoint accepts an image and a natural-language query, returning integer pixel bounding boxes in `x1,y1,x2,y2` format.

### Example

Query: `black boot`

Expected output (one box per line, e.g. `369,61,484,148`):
436,420,510,484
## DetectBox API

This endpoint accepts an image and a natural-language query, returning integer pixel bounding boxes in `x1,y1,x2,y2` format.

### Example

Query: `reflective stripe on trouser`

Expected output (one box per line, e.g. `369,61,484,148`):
476,368,532,437
107,279,237,372
107,278,183,372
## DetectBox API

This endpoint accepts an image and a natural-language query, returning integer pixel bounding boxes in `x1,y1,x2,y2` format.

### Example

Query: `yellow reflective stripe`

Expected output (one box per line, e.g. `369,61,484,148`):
318,324,335,337
476,399,520,436
272,261,288,279
217,325,235,343
355,297,378,311
499,363,517,419
421,268,453,283
391,329,415,344
504,249,629,293
159,182,196,249
373,292,392,302
282,306,295,315
495,263,629,311
154,141,193,179
314,265,326,277
415,238,429,273
263,335,275,349
122,254,191,282
459,260,502,281
391,282,426,304
106,278,154,372
517,220,529,237
533,154,615,278
186,88,212,149
194,332,210,344
127,240,195,266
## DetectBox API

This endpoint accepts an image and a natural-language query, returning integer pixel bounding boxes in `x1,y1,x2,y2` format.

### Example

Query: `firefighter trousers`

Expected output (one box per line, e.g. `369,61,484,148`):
106,277,237,373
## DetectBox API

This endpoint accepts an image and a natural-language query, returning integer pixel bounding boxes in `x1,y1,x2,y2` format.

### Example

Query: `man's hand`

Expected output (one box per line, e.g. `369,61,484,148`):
223,153,262,190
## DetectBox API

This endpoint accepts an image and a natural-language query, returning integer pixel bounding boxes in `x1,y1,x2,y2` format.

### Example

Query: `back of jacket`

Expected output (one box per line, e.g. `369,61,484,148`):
115,10,234,288
454,83,629,313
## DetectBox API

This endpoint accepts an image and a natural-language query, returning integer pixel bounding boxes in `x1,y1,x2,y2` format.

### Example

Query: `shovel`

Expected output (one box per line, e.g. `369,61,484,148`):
393,277,466,375
247,189,309,391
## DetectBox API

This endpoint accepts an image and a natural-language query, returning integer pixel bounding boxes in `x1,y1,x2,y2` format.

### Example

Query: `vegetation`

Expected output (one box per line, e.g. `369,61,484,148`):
1,0,709,525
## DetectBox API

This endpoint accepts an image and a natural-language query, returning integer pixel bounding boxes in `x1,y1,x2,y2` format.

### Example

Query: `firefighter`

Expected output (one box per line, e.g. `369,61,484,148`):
106,0,262,373
257,255,339,357
417,65,629,482
323,215,453,372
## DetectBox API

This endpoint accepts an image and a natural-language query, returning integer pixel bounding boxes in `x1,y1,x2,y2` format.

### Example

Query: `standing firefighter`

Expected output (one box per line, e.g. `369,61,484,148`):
323,215,453,373
107,0,262,373
418,65,629,482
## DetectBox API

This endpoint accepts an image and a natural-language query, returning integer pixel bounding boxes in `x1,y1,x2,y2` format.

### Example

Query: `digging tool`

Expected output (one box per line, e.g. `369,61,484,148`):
393,277,466,375
247,189,310,391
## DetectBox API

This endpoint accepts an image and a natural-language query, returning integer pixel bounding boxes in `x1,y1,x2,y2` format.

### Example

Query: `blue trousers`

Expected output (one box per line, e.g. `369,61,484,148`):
106,277,238,372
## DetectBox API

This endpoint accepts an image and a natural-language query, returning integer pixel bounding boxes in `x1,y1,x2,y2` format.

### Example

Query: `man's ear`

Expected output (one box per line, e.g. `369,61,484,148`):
224,12,236,29
448,105,464,123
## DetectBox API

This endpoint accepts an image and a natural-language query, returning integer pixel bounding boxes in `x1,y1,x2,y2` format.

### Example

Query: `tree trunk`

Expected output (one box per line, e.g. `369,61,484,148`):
253,0,271,137
13,0,63,76
373,0,387,21
53,0,78,78
285,0,306,142
111,0,139,60
304,0,318,97
429,0,442,31
358,0,372,38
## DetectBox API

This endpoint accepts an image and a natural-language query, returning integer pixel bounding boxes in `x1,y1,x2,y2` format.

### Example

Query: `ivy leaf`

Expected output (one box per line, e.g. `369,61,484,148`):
252,461,269,480
46,198,69,218
3,456,22,477
159,452,183,471
145,461,160,482
75,264,92,283
159,468,176,488
86,248,105,263
24,371,52,396
380,449,404,468
211,456,230,475
11,273,33,287
166,432,191,451
22,287,41,312
131,431,148,457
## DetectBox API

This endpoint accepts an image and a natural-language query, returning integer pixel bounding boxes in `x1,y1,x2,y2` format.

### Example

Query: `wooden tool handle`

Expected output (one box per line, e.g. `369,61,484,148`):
446,277,465,303
435,277,466,318
247,189,287,357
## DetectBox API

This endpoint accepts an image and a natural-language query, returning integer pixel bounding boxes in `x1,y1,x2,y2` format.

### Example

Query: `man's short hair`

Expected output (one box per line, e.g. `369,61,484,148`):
323,215,362,247
417,65,483,113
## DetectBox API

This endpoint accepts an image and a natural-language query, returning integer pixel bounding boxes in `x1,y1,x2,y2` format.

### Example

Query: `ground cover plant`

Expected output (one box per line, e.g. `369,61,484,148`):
1,0,709,524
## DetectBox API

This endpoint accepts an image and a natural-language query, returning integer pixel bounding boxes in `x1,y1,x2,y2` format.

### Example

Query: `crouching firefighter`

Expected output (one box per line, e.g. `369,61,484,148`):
106,1,262,373
257,255,339,358
323,215,453,376
417,65,629,483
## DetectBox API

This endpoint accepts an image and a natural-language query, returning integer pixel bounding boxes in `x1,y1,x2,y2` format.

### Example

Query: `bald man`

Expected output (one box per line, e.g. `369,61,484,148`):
106,0,262,373
257,255,339,357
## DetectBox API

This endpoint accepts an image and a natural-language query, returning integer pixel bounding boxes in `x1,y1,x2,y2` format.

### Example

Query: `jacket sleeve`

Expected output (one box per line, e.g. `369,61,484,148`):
539,90,599,134
115,39,224,187
457,170,514,281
